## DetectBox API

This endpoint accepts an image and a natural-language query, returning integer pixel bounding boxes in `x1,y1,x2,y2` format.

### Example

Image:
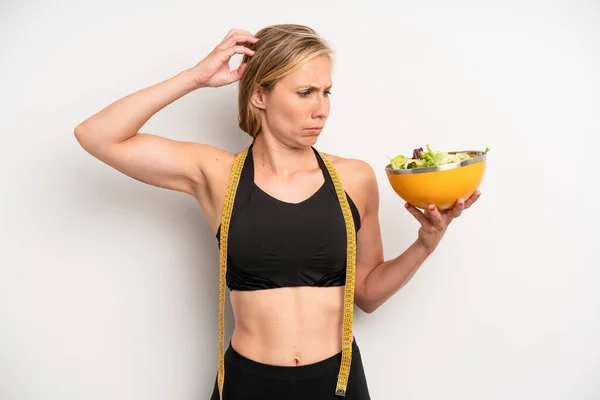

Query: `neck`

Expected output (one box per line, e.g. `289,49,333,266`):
251,134,317,179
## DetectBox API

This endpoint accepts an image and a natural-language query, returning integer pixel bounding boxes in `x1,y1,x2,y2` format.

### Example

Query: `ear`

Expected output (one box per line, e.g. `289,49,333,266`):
250,87,267,110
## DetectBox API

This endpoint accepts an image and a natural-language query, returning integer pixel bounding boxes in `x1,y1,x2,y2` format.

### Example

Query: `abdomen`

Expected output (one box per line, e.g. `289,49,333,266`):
230,285,344,366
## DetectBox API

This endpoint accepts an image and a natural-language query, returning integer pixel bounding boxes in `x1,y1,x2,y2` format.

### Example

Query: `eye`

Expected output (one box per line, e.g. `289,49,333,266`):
298,89,332,97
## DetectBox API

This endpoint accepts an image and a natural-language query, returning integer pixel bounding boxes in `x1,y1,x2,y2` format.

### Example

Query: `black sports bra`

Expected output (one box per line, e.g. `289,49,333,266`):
215,144,361,291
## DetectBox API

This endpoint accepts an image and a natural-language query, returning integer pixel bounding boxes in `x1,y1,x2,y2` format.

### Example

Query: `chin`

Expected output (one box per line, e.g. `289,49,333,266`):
281,130,320,148
301,134,319,147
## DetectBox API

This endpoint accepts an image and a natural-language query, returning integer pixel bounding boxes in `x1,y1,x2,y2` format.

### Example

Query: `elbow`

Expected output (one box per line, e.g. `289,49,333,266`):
357,304,376,314
74,122,103,152
356,302,379,314
354,280,381,314
74,118,90,137
354,293,379,314
74,123,90,147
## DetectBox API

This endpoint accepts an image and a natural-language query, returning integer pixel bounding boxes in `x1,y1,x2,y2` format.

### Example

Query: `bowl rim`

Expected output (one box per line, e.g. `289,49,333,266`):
385,150,487,175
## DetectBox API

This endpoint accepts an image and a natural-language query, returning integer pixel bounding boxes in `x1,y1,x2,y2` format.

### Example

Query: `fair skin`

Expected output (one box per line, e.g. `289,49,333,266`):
75,29,480,367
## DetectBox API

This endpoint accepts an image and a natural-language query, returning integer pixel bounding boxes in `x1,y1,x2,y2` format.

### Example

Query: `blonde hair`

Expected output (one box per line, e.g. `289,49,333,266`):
238,24,333,139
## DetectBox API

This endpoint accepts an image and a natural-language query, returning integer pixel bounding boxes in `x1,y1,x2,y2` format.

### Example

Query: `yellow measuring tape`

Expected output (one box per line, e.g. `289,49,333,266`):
217,147,357,399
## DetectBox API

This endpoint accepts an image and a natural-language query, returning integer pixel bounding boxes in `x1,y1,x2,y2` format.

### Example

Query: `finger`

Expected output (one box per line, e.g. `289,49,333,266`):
451,198,465,218
223,45,256,59
219,34,259,50
426,204,444,228
224,29,255,41
229,62,248,82
230,34,260,46
464,191,481,209
405,203,430,226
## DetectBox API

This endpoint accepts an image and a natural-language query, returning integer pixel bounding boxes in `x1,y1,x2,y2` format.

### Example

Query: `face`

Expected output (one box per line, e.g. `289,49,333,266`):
252,55,332,147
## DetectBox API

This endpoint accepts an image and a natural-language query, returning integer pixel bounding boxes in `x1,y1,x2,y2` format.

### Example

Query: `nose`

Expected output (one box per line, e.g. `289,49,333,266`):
311,95,329,120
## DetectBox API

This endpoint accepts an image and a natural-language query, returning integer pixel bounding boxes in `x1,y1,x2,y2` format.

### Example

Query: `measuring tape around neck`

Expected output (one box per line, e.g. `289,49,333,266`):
217,147,356,399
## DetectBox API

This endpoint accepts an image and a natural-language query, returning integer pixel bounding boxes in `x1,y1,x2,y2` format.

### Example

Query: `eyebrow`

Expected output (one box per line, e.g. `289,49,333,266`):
298,84,333,90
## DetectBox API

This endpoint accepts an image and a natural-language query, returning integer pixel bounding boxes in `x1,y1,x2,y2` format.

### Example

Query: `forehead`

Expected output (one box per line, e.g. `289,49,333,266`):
281,55,332,87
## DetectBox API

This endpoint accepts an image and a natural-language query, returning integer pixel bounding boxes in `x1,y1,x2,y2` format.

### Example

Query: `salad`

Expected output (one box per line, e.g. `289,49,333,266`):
388,144,490,170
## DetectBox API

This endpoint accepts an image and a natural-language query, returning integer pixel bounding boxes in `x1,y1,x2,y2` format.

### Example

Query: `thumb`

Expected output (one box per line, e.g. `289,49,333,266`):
229,62,248,83
405,203,430,227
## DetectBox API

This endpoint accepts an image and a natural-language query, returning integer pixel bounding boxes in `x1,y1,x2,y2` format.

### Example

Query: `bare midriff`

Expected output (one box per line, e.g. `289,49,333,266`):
230,286,345,366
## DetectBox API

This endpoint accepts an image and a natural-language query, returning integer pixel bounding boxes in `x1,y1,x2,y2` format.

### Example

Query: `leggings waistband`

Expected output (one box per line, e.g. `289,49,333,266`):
224,337,358,379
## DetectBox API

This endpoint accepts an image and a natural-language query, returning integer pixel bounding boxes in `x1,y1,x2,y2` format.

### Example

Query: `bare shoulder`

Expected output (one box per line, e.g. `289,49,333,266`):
188,142,236,168
320,152,378,217
182,142,234,194
189,143,246,232
321,152,376,186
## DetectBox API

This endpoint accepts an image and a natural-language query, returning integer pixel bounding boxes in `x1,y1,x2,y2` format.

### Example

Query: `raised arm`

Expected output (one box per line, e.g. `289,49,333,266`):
74,29,259,197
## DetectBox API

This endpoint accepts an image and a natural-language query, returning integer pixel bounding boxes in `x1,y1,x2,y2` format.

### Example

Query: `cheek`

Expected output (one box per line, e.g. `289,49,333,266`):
269,99,306,129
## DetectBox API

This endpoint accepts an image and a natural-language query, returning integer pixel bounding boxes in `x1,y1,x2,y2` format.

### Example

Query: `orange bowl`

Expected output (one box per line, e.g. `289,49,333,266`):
385,151,487,210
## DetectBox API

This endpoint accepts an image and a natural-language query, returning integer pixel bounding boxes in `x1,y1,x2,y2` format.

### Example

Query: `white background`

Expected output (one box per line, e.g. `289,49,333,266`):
2,0,599,399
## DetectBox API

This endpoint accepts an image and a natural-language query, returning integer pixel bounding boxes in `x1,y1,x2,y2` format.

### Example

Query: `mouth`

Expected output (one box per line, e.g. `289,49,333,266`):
305,127,323,134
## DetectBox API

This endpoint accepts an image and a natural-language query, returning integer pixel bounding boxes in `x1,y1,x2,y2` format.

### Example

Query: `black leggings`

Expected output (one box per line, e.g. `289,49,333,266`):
210,337,371,400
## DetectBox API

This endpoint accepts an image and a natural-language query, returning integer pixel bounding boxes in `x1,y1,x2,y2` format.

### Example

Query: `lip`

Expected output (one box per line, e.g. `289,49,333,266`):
305,127,323,133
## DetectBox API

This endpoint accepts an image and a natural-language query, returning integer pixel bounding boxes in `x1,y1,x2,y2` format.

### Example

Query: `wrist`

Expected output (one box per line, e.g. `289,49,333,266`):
178,69,207,91
414,239,435,257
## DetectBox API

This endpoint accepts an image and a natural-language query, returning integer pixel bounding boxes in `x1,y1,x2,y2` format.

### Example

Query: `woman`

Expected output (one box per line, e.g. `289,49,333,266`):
75,24,480,400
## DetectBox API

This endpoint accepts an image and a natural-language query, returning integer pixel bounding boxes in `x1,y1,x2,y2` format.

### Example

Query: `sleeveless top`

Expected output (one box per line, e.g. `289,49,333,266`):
215,144,361,291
